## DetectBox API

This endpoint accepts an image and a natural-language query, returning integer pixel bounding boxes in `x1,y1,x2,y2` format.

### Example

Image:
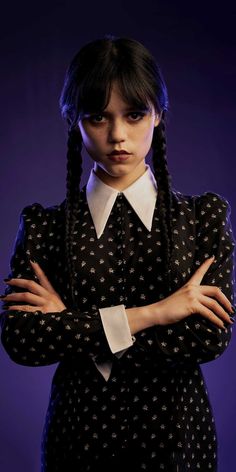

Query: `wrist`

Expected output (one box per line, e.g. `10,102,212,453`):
126,304,156,335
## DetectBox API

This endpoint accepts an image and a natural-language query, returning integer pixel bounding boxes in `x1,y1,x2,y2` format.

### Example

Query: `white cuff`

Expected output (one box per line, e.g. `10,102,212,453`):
99,304,134,354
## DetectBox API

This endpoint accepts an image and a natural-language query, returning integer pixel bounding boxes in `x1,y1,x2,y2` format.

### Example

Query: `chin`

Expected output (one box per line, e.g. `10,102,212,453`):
108,168,131,177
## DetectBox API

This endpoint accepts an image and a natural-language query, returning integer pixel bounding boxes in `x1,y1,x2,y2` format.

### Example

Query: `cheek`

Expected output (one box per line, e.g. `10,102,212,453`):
137,124,154,147
79,126,104,150
79,128,95,150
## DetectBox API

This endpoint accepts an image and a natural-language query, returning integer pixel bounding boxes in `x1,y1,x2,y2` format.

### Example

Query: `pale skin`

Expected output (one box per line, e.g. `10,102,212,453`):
2,81,234,332
77,80,161,190
2,258,234,333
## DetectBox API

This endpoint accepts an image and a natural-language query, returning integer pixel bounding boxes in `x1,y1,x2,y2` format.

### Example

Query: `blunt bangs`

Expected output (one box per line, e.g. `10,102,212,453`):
60,37,168,128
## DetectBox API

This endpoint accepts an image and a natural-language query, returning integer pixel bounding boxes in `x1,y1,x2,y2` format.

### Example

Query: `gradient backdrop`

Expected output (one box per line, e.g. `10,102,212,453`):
1,1,235,471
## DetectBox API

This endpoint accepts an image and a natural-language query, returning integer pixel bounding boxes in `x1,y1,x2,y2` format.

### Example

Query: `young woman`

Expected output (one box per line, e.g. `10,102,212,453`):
1,35,235,472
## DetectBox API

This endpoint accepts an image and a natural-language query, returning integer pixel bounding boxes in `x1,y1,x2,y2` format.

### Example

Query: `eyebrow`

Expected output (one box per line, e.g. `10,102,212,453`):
84,106,151,115
106,105,151,112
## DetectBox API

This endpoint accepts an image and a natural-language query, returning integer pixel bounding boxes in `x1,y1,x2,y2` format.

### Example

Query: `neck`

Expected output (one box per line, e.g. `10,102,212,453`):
93,162,148,191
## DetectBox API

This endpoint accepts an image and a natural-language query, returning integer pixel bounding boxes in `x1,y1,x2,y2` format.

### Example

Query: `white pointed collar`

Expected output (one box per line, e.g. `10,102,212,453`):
86,164,158,239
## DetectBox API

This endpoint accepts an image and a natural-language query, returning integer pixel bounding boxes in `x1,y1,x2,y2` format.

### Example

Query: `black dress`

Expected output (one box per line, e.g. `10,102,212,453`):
1,185,235,471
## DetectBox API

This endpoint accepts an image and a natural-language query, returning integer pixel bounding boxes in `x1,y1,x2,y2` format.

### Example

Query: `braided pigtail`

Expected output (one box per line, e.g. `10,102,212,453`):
65,127,83,307
59,36,172,298
152,112,173,294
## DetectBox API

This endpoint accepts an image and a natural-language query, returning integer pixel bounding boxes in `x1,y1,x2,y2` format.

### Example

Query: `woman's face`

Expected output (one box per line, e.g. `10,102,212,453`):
77,81,161,190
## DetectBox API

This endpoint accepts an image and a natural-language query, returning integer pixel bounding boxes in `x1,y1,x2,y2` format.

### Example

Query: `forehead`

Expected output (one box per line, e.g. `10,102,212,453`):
104,81,152,112
106,81,129,105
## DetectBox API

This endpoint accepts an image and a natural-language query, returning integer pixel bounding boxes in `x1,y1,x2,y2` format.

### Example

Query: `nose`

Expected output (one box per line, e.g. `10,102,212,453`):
108,119,127,143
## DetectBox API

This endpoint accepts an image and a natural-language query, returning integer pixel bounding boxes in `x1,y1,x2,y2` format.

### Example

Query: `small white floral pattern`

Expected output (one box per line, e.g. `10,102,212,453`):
0,187,235,472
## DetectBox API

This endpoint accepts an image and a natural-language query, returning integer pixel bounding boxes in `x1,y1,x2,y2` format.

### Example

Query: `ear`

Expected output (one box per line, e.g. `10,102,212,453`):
154,110,162,127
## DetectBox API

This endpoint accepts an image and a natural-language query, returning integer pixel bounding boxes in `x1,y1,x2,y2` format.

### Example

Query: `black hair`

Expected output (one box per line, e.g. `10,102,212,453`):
59,34,173,307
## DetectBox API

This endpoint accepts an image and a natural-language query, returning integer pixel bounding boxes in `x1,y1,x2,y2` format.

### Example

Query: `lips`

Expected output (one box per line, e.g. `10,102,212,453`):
107,150,130,156
108,154,130,162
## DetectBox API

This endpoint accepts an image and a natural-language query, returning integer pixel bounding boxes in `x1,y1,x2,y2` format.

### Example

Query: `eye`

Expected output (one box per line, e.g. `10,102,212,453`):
129,112,146,121
88,114,105,123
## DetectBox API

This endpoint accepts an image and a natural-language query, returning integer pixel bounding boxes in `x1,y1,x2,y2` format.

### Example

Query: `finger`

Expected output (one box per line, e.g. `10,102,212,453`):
2,292,44,306
5,305,41,312
200,285,233,314
5,278,48,297
30,261,57,293
193,303,226,329
199,294,234,325
189,257,215,285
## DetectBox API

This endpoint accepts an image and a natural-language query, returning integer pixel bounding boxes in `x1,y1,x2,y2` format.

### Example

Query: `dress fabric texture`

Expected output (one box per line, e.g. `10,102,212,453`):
1,177,235,471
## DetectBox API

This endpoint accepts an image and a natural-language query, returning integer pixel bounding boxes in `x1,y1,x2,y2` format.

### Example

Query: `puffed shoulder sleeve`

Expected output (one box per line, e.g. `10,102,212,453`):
132,191,236,364
0,203,112,366
194,192,235,303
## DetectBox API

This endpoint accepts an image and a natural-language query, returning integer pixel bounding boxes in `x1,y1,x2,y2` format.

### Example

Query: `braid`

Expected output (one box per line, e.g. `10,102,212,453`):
65,127,83,307
152,112,173,294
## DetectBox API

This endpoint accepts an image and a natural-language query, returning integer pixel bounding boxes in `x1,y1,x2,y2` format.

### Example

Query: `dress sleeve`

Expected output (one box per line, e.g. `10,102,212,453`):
0,204,118,367
129,192,236,364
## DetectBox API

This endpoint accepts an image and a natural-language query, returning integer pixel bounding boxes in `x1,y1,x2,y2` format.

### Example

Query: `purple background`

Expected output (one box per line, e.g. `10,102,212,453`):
1,1,235,471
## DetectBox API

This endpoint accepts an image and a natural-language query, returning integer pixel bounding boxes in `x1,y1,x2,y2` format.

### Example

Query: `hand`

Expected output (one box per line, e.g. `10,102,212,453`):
2,260,67,313
149,256,234,329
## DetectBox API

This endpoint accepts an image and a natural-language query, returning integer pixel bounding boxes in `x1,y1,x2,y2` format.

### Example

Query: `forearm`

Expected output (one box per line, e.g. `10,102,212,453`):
126,303,156,335
0,307,111,366
125,301,233,364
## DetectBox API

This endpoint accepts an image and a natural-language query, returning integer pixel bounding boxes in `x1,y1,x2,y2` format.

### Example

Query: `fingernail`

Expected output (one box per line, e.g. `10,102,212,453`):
0,295,6,299
224,317,234,327
30,259,37,264
3,278,11,282
231,305,236,313
1,304,10,310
